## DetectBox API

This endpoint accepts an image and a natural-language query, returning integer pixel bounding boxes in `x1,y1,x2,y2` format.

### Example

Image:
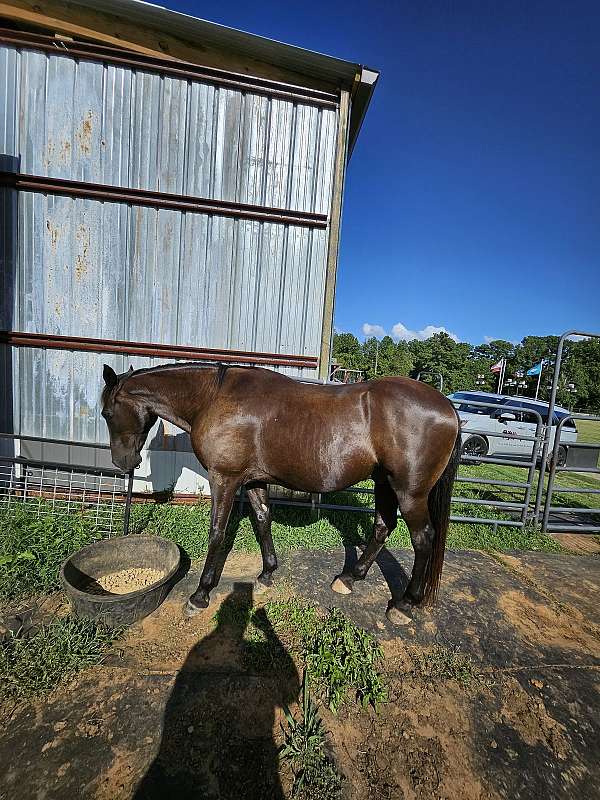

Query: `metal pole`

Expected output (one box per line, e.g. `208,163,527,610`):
123,469,134,536
498,358,506,393
535,364,542,400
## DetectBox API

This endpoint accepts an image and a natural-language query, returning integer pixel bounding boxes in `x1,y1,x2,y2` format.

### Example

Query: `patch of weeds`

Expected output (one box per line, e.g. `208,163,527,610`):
264,599,321,650
0,507,106,601
304,608,387,712
267,601,387,713
0,616,119,700
413,644,491,689
280,674,342,800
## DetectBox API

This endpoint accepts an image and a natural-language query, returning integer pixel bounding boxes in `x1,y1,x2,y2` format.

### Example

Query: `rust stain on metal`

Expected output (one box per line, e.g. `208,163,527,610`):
46,219,61,255
75,224,90,281
59,140,71,163
76,110,94,155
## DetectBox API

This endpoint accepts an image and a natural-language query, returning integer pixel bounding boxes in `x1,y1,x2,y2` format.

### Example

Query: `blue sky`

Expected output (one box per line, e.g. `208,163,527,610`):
167,1,600,346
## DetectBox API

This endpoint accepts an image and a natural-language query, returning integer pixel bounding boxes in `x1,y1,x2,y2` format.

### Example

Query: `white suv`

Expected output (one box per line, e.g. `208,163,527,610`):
447,391,577,466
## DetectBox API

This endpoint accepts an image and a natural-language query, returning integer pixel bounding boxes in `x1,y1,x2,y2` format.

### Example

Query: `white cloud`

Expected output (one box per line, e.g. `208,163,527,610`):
361,323,386,339
391,322,460,343
483,336,519,346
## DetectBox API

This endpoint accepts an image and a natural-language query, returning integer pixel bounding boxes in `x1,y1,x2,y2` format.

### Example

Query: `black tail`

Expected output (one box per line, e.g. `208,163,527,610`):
423,424,461,604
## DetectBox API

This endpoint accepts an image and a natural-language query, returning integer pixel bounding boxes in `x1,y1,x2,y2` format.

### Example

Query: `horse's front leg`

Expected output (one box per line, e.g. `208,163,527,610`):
245,484,277,591
186,471,240,616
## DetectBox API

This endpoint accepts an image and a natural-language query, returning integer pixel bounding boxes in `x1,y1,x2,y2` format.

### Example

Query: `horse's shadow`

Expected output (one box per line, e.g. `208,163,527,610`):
221,494,410,606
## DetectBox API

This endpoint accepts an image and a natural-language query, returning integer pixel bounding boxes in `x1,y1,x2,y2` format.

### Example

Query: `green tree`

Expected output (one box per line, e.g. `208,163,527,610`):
332,333,364,373
408,333,476,393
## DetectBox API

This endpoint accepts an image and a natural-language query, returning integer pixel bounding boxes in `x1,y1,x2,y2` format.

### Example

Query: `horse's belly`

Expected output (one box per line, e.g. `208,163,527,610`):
262,439,376,494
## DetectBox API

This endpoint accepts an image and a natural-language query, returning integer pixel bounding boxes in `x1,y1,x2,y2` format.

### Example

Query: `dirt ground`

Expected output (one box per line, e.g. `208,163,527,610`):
1,548,599,800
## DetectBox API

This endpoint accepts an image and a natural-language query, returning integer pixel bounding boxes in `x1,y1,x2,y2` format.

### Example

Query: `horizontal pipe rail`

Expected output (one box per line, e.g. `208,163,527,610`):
0,455,127,478
449,516,525,528
461,427,543,443
461,454,536,468
0,431,110,450
0,172,329,229
455,476,530,489
0,331,319,369
551,486,600,494
451,497,525,510
0,28,340,109
546,524,600,533
546,506,600,514
554,466,600,474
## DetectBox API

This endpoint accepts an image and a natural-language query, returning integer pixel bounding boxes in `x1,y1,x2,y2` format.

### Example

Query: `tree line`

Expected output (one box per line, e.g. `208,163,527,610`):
332,332,600,412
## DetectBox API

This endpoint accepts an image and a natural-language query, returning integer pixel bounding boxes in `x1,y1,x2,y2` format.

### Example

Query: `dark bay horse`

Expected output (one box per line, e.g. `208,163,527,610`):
101,363,460,625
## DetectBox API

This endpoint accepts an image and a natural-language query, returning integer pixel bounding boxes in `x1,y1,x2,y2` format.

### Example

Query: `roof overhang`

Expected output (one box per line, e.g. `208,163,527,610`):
67,0,379,157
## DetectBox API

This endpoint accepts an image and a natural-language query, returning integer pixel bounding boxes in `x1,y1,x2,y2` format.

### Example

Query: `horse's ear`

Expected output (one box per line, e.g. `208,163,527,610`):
103,364,118,389
127,365,134,374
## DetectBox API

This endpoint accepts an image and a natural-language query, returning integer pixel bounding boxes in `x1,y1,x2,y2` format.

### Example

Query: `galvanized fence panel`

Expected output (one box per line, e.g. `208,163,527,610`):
542,412,600,533
535,330,600,533
0,432,134,536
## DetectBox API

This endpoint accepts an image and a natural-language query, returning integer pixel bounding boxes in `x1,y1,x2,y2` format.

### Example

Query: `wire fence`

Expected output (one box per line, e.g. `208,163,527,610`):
0,433,132,535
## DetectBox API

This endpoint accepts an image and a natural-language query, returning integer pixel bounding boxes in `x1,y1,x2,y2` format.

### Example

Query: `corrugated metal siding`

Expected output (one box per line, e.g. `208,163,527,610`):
0,43,340,492
0,46,337,213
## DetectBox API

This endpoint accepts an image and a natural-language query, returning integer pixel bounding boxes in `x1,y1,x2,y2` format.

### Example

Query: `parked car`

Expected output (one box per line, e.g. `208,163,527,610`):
446,391,577,466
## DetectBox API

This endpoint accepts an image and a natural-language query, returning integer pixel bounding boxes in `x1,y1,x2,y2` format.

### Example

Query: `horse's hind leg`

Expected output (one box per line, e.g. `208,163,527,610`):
186,471,240,616
331,479,398,594
246,484,278,591
386,491,434,625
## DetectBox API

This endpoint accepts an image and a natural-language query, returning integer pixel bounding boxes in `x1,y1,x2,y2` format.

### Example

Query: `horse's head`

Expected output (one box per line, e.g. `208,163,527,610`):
101,365,157,472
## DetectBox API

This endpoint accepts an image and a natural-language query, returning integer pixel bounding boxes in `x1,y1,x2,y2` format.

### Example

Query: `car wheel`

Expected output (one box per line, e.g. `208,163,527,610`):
546,444,567,472
461,435,488,464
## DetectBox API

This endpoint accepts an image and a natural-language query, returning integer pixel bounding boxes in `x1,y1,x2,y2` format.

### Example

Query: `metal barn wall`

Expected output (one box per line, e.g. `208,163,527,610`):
0,43,340,493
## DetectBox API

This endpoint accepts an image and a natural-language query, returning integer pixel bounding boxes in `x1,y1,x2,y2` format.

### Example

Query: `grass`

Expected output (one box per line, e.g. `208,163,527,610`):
577,418,600,446
0,474,568,604
280,674,342,800
0,616,118,701
412,644,491,690
213,596,387,713
0,506,109,601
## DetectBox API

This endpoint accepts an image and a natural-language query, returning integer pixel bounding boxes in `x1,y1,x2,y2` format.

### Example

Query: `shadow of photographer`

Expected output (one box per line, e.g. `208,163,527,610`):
134,582,299,800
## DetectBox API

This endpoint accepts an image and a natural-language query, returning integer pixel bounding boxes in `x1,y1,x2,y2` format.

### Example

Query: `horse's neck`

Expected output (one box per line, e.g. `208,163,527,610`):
130,368,216,433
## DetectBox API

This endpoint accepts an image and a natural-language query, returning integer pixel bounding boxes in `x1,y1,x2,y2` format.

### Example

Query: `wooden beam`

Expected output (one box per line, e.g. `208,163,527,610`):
318,90,350,380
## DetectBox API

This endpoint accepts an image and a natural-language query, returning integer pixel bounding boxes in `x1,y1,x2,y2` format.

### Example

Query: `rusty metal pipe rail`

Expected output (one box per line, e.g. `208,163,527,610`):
0,171,329,230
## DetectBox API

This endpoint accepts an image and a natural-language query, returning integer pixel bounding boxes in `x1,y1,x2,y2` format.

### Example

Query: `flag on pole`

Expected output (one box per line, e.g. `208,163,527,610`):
490,359,504,374
526,361,544,376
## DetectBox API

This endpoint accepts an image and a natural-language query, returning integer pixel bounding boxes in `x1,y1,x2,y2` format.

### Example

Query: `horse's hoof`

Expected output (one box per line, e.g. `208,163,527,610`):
386,605,412,626
254,577,272,595
184,598,206,618
331,575,353,595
